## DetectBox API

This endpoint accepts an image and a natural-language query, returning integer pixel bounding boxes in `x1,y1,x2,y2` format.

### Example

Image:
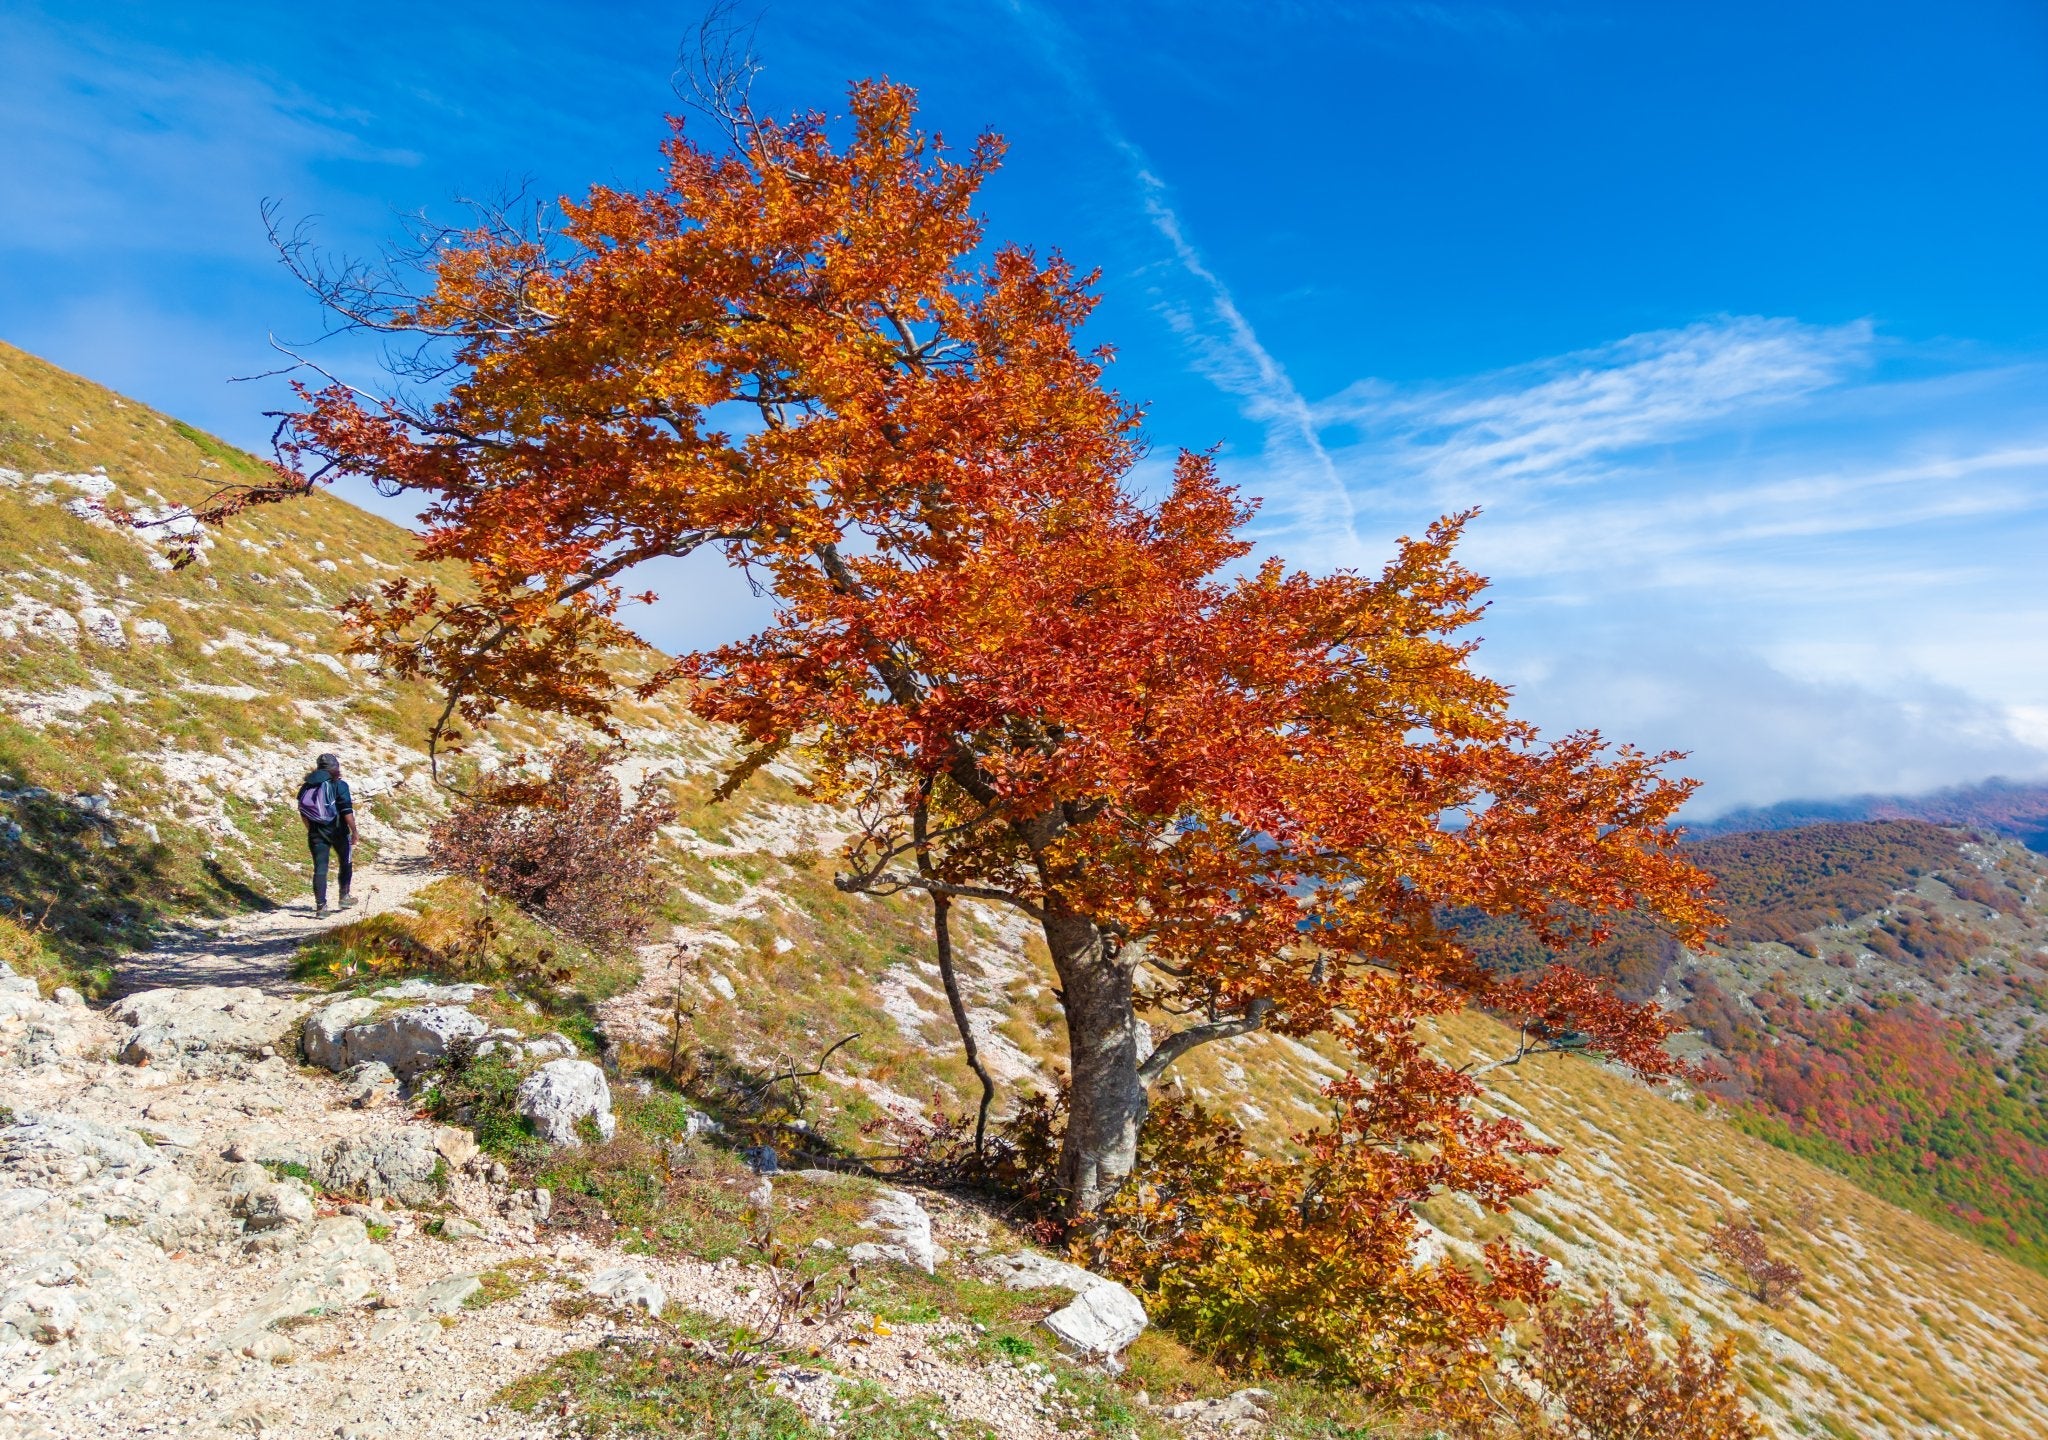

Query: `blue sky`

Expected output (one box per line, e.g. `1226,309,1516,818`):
4,0,2046,815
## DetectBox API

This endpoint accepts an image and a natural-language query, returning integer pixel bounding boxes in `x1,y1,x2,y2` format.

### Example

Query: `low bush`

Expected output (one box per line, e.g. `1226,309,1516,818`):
1707,1219,1803,1306
417,1044,547,1162
429,744,673,951
1475,1293,1764,1440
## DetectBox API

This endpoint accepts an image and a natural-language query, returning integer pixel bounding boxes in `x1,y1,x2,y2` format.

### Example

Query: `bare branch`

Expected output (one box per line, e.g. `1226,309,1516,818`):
1136,997,1275,1087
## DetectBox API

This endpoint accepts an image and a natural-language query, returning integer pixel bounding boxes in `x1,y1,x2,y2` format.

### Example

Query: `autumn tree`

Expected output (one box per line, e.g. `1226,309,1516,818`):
219,74,1714,1229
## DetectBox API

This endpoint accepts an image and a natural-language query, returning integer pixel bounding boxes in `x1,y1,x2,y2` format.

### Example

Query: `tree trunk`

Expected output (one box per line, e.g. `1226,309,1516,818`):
1043,908,1146,1219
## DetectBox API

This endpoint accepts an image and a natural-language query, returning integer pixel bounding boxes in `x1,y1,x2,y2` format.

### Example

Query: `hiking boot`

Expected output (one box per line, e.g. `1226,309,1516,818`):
337,894,357,910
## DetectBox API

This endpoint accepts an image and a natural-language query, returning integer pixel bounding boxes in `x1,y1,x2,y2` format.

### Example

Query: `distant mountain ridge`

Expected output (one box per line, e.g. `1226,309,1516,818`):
1688,776,2048,850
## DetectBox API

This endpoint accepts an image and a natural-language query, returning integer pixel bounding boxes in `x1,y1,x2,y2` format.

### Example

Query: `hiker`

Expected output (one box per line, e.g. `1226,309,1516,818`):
297,752,357,918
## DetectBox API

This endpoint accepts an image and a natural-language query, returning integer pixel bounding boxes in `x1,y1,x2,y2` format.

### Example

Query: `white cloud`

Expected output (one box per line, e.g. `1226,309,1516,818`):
1317,316,1874,497
1231,316,2048,811
1500,645,2048,818
0,9,416,258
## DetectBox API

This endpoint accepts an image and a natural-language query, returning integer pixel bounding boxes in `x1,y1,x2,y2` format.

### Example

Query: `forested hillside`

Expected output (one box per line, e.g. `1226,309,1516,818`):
1691,779,2048,850
1454,818,2048,1268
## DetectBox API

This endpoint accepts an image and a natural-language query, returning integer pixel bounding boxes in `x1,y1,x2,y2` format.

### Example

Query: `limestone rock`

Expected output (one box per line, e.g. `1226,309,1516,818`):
332,1004,488,1078
1041,1279,1148,1362
587,1265,665,1316
852,1188,946,1274
112,986,299,1067
302,998,385,1071
339,1060,399,1108
985,1249,1105,1294
228,1163,316,1232
514,1058,615,1147
76,606,125,646
312,1128,445,1205
216,1216,395,1355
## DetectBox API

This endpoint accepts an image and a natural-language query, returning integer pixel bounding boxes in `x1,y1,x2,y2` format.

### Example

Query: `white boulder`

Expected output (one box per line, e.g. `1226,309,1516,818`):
849,1188,946,1274
514,1059,615,1146
331,1004,488,1077
1041,1280,1149,1363
586,1265,665,1316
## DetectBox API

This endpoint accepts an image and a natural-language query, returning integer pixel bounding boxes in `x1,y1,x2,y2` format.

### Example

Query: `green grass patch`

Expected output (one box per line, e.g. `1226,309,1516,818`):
499,1336,1001,1440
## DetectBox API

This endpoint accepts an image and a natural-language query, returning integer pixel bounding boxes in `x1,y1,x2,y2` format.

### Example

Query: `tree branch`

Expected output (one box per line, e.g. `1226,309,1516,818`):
1136,997,1275,1088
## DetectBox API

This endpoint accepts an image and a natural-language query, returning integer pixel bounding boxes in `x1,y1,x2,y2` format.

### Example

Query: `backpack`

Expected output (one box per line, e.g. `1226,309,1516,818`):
297,775,338,826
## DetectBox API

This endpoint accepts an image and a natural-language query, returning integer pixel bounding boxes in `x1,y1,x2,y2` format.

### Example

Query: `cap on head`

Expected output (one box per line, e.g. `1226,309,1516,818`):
316,752,341,771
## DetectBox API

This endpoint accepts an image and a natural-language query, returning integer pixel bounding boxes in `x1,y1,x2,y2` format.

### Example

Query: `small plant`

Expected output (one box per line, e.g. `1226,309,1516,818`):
417,1044,546,1162
428,743,673,951
1707,1218,1804,1305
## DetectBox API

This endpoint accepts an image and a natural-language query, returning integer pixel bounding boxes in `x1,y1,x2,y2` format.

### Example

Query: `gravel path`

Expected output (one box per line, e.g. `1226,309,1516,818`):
0,882,1133,1440
112,844,438,997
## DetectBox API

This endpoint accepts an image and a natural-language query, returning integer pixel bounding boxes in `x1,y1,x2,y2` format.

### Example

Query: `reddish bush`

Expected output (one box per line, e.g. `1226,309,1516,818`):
1707,1219,1803,1305
429,743,673,950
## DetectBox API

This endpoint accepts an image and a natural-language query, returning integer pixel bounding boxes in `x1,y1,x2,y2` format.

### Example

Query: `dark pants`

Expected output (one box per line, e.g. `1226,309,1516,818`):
308,824,352,909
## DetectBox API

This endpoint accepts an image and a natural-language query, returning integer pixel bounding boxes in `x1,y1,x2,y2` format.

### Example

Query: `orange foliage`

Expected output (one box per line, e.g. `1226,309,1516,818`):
1084,1093,1551,1400
241,79,1718,1374
1474,1294,1765,1440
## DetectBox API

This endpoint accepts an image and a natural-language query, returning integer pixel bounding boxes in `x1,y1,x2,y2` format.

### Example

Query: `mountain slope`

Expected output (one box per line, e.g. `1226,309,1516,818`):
5,343,2048,1438
1690,778,2048,851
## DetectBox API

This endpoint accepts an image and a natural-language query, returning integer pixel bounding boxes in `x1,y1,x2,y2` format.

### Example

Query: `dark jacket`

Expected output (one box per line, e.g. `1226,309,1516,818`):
301,768,354,832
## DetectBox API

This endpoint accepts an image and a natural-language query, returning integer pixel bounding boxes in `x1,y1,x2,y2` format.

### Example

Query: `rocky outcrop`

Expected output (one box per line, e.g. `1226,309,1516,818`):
312,1129,447,1206
111,986,298,1067
514,1059,615,1146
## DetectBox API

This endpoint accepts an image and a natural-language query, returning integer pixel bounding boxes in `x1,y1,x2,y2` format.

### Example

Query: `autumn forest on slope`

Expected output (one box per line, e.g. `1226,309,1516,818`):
1455,817,2048,1270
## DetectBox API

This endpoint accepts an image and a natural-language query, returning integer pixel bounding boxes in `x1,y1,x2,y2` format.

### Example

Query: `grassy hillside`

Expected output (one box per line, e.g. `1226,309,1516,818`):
6,342,2048,1438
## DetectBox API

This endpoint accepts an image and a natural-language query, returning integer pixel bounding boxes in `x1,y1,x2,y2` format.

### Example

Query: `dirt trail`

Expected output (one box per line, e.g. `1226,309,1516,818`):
112,843,438,997
0,864,1111,1440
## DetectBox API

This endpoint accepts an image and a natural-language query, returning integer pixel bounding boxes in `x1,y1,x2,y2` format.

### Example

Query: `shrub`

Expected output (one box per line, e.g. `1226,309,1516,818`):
1077,1094,1551,1403
429,744,673,951
1707,1219,1803,1306
1478,1293,1764,1440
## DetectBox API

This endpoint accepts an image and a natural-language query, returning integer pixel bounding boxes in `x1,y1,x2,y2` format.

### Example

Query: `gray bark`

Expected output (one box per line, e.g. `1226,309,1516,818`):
1042,909,1147,1219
